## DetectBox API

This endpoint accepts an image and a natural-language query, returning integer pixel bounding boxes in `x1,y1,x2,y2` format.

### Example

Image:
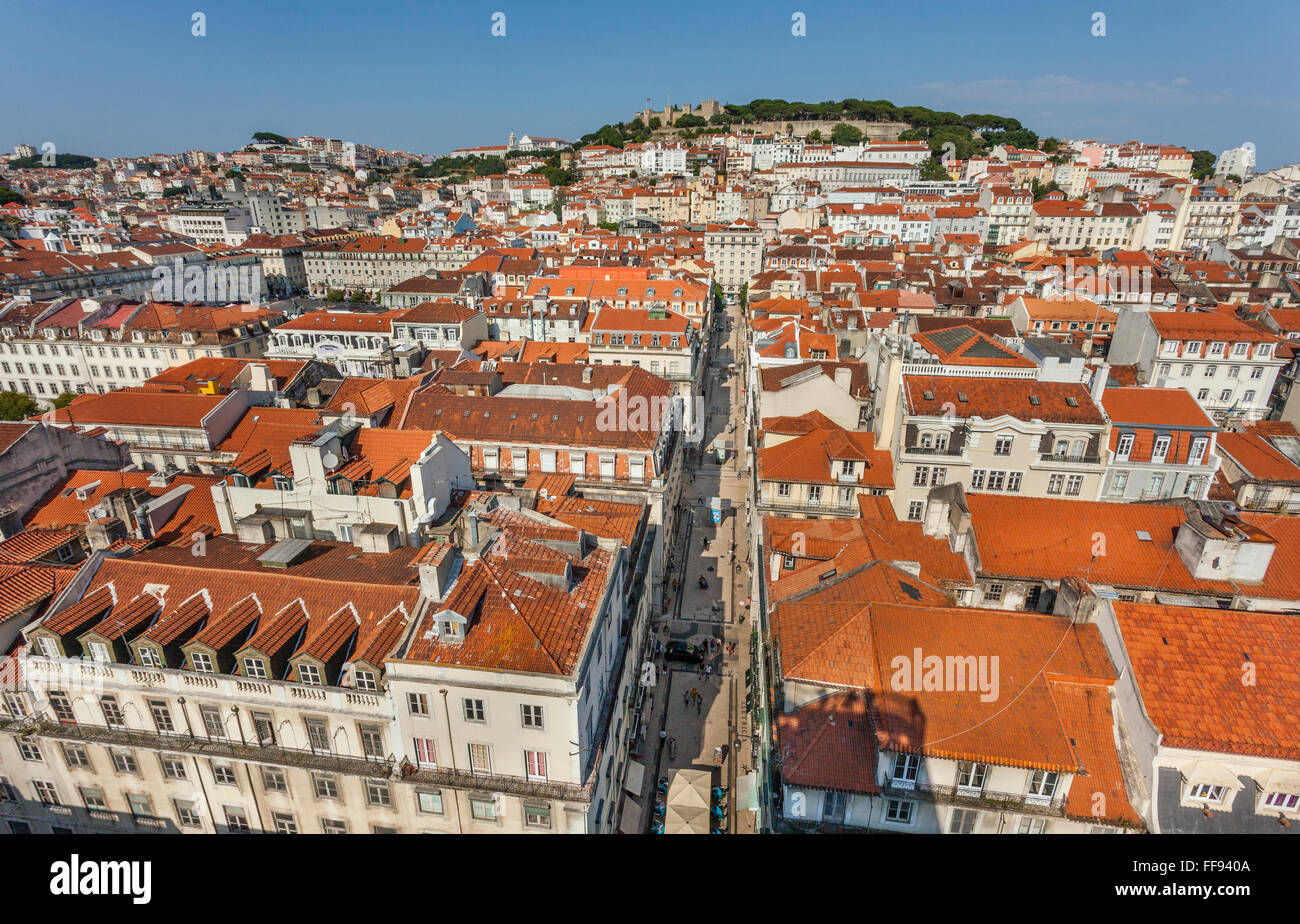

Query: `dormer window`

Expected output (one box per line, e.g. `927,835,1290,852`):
441,620,461,639
298,663,322,686
190,652,214,673
137,646,162,668
242,657,267,679
354,670,377,692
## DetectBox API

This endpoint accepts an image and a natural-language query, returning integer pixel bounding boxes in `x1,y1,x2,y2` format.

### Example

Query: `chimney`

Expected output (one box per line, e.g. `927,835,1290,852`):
582,366,593,384
833,367,852,392
1090,361,1109,404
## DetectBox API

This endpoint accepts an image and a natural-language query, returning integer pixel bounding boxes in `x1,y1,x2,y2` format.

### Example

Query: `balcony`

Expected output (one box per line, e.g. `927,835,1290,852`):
1036,452,1103,467
882,779,1067,817
761,495,861,516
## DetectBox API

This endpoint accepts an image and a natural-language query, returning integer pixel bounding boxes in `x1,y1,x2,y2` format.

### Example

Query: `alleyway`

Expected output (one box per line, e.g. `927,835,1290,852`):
628,295,757,834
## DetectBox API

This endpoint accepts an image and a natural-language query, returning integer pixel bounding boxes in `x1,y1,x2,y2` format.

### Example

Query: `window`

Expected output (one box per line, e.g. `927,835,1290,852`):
137,645,162,668
892,753,920,784
175,800,202,828
211,762,237,786
251,711,275,746
906,501,923,521
1197,388,1209,400
1187,783,1225,803
777,482,791,497
469,743,492,774
1116,433,1133,459
190,652,214,673
79,786,107,811
1006,471,1022,493
1204,364,1217,377
885,798,915,823
525,749,548,781
272,812,298,834
1262,791,1299,812
1188,438,1207,466
34,780,61,806
1181,365,1192,377
994,435,1013,456
262,767,288,792
313,773,339,799
19,740,43,762
149,699,175,734
984,583,1004,603
354,670,378,692
986,470,1006,491
1152,436,1170,463
110,749,137,774
360,724,385,760
127,793,153,818
970,469,986,490
521,704,544,729
160,756,187,780
1016,816,1048,834
463,698,486,723
223,806,252,832
1027,770,1060,800
321,818,347,834
304,717,330,753
60,742,90,769
49,691,75,723
1065,475,1084,496
957,761,987,792
199,704,225,739
4,692,28,718
470,795,497,821
298,663,322,686
948,808,979,834
407,692,429,716
242,658,267,679
0,777,17,803
525,803,552,828
417,790,444,814
1109,470,1128,494
913,466,930,487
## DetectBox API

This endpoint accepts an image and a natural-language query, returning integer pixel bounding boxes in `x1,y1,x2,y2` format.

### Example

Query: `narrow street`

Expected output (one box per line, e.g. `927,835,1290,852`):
632,294,756,834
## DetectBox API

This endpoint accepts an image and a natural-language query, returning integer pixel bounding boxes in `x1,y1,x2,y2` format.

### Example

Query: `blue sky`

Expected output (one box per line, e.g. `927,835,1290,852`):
5,0,1296,166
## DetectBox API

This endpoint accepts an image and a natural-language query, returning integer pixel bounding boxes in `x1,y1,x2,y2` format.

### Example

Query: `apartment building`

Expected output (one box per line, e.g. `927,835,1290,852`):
978,185,1033,246
703,221,764,297
213,421,474,545
266,309,423,379
584,306,700,393
1099,386,1218,501
1109,308,1285,421
303,236,441,298
890,376,1110,520
1215,421,1300,513
164,203,253,246
757,415,892,517
0,493,653,834
0,297,282,399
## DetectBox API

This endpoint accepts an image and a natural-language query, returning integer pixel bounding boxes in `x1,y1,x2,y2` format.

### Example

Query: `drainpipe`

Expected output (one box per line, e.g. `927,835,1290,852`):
440,688,464,834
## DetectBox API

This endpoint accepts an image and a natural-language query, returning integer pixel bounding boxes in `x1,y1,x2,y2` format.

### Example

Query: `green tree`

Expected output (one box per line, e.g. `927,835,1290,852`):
1190,150,1216,180
50,392,77,410
162,186,186,198
648,117,661,131
676,113,706,128
807,129,822,143
830,123,863,146
0,186,24,206
349,292,366,305
252,132,292,145
0,391,39,421
919,157,950,181
325,289,345,303
1031,179,1062,201
597,220,620,233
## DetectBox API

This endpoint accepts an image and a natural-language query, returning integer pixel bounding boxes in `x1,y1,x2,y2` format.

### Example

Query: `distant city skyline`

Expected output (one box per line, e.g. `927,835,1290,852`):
6,0,1297,168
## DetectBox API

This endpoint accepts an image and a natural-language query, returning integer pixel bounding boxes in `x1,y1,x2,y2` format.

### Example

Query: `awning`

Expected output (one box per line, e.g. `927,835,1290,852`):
1254,768,1300,796
1179,760,1245,791
624,760,646,796
737,771,759,812
618,795,643,834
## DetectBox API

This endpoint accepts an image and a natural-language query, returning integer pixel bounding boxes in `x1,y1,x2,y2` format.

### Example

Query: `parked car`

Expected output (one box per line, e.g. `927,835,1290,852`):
665,641,704,663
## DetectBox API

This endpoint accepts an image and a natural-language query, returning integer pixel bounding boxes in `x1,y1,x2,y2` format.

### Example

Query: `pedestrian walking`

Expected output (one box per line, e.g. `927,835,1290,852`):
660,729,667,746
683,690,690,706
705,664,712,679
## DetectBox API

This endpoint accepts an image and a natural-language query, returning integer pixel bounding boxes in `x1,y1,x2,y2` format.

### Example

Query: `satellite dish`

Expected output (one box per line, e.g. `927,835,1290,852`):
322,451,339,468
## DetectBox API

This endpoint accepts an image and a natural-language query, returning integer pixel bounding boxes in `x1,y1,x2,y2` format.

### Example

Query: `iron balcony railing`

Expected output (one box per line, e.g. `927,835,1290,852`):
883,778,1067,817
